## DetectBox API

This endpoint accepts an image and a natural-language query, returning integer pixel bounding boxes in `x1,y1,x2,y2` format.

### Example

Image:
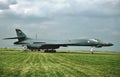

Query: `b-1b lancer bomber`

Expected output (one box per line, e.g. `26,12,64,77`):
4,29,113,53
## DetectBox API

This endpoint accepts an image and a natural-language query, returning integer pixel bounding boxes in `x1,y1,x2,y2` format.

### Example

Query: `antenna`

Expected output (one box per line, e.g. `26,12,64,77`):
36,33,37,40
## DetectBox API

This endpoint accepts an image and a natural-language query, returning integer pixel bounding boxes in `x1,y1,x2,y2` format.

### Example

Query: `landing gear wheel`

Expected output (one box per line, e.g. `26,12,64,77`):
45,50,48,52
90,47,94,54
23,45,28,51
52,50,56,53
44,49,56,53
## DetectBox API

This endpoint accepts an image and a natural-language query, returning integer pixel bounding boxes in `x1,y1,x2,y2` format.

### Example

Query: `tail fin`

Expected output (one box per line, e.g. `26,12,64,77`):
15,29,27,41
4,29,28,42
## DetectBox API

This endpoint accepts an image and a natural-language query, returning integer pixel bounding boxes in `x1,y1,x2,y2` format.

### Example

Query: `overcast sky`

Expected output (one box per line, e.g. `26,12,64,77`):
0,0,120,51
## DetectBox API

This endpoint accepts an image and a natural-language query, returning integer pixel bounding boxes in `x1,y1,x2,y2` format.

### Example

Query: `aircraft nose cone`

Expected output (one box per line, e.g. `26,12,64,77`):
110,43,114,46
108,43,114,46
103,43,114,46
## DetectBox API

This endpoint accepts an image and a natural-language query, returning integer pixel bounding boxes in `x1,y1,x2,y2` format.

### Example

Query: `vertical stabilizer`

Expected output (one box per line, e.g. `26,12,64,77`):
15,29,27,41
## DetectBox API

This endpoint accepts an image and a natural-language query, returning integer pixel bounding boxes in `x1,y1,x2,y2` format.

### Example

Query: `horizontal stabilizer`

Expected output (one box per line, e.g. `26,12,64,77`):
3,37,20,40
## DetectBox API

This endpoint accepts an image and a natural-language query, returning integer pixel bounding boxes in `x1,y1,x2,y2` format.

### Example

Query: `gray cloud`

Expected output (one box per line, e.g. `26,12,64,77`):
0,0,17,9
0,3,9,9
0,0,117,18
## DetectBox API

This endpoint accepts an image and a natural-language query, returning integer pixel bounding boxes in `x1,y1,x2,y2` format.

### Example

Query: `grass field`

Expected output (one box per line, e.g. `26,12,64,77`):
0,49,120,77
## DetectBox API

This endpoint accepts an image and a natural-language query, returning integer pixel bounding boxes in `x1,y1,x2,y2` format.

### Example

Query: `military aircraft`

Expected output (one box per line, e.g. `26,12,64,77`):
4,29,113,53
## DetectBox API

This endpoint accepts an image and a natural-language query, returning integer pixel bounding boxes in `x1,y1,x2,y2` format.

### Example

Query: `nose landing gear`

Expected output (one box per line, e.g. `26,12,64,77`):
90,47,94,54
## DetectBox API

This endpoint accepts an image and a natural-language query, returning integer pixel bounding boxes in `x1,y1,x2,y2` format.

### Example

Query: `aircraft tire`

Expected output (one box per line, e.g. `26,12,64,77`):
44,50,56,53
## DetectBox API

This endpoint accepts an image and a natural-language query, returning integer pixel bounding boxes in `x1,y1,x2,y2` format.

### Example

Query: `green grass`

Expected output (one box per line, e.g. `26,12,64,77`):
0,49,120,77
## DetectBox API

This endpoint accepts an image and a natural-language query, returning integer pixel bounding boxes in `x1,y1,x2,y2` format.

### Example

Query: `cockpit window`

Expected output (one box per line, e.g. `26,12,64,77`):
90,39,102,42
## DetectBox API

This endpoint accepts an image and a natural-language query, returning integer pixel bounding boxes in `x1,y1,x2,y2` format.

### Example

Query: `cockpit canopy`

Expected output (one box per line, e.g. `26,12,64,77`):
89,39,102,43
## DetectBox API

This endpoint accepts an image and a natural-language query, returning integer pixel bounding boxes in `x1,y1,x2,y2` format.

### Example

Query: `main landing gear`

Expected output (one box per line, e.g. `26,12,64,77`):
22,45,29,51
44,49,56,53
